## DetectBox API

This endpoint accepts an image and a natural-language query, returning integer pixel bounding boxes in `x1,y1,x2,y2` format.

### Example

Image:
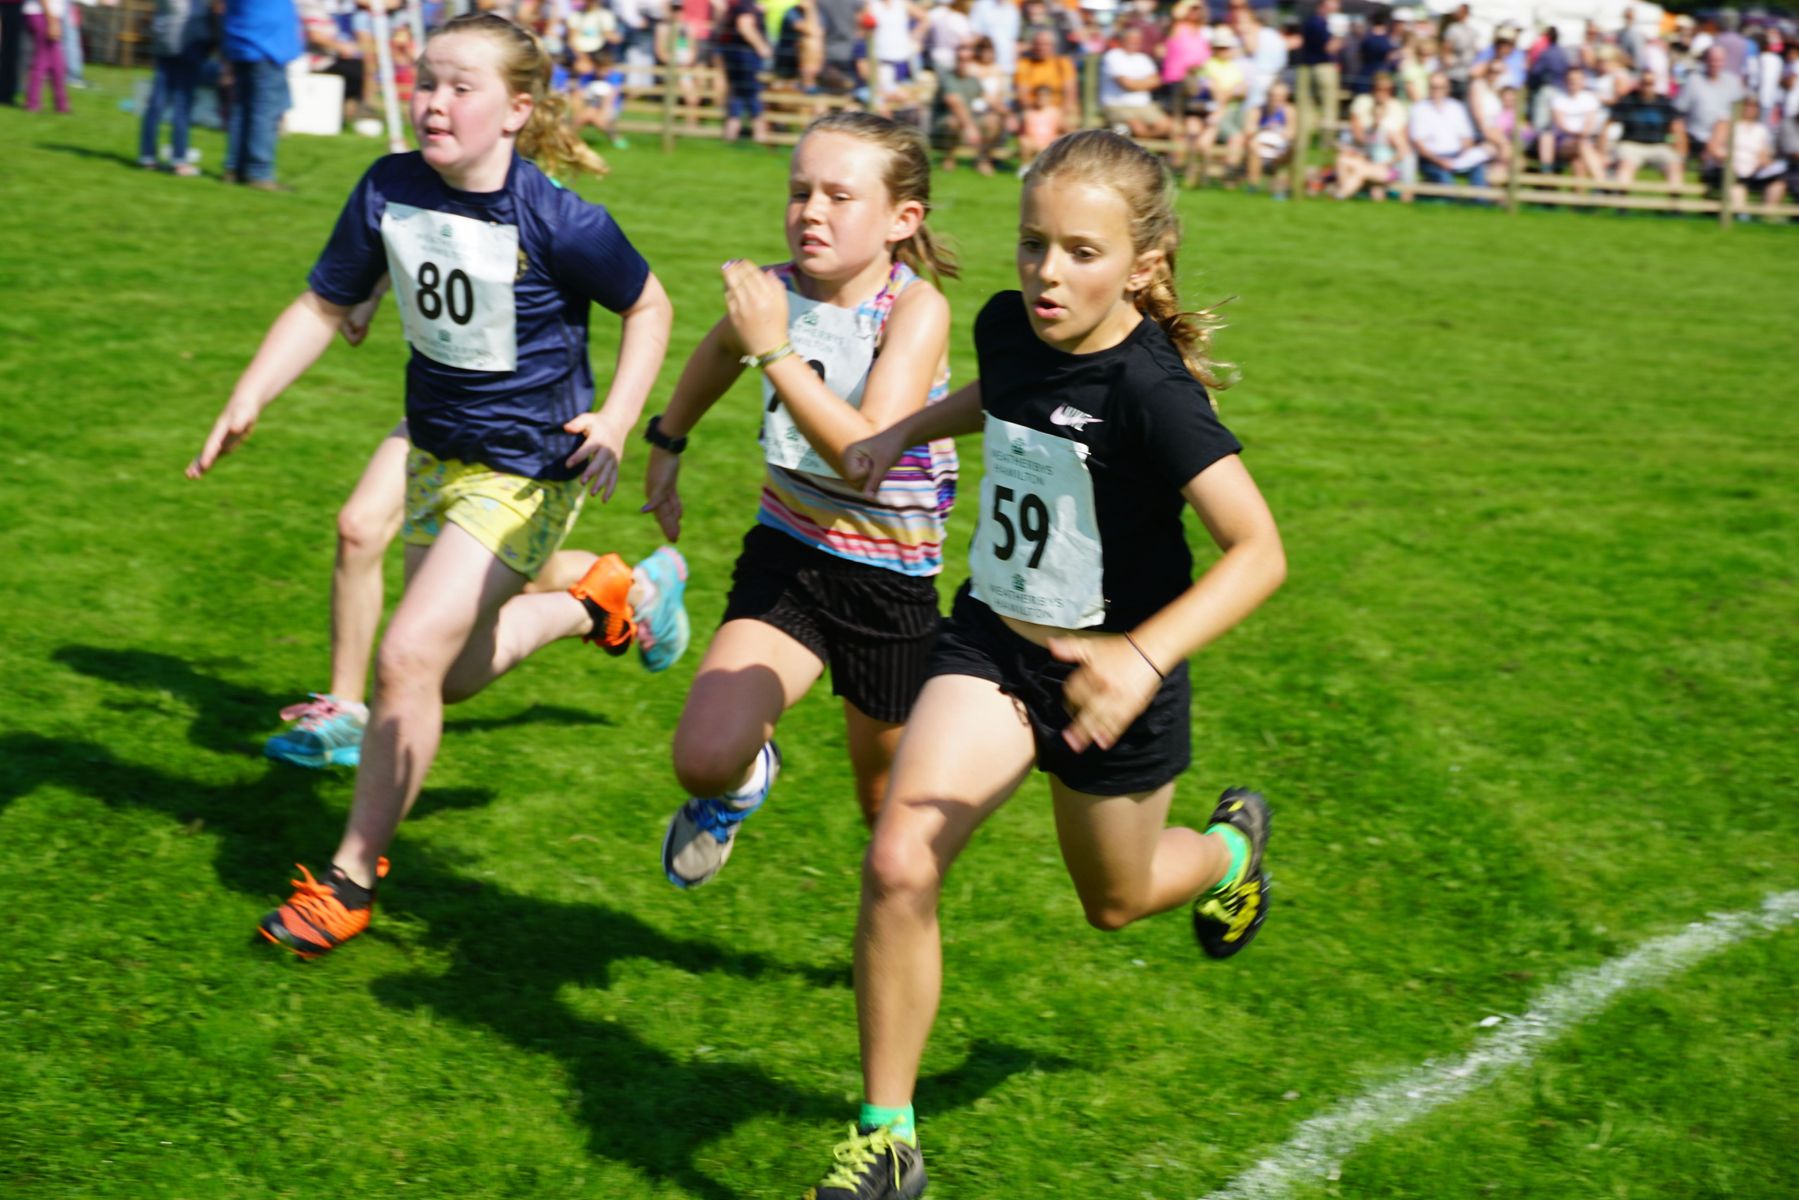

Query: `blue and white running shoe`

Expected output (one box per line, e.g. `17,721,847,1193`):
662,741,781,888
633,546,691,674
264,694,367,769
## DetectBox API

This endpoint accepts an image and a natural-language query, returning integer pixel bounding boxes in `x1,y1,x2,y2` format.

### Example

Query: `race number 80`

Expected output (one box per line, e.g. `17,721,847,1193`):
415,261,475,326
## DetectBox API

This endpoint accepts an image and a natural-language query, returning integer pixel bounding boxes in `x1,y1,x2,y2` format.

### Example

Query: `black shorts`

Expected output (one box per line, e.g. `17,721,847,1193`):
721,525,942,724
927,583,1192,795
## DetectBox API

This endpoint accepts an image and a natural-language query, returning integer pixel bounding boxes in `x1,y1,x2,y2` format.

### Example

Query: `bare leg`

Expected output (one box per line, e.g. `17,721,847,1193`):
843,698,904,828
671,619,823,798
327,424,409,703
523,549,598,595
1049,776,1233,931
331,524,526,887
857,675,1035,1107
439,585,594,704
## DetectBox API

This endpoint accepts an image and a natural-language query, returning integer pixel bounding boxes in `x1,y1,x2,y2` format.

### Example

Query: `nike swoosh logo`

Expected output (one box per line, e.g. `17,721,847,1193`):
1049,405,1102,430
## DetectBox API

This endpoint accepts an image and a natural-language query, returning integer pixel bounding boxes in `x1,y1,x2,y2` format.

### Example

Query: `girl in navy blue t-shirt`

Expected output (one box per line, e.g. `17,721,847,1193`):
187,13,681,960
800,131,1288,1196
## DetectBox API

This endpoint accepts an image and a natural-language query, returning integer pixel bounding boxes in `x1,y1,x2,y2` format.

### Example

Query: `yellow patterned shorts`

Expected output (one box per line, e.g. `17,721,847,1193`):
401,447,586,578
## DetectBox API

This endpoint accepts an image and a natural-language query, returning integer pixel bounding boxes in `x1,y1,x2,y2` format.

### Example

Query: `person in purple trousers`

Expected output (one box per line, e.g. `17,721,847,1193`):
22,0,70,113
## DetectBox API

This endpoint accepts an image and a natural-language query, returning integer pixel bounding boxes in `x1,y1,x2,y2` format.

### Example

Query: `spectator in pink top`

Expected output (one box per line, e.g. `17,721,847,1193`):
1161,0,1211,88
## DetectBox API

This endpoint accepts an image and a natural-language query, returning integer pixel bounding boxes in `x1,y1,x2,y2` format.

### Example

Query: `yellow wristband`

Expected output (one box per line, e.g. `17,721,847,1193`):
740,342,795,370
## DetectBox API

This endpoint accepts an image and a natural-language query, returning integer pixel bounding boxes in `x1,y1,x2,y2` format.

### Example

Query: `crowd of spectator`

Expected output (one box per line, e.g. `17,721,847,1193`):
446,0,1799,204
6,0,1794,213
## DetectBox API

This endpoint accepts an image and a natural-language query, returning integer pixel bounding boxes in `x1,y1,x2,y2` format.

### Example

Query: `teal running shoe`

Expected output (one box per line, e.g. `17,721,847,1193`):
264,694,367,769
633,546,691,674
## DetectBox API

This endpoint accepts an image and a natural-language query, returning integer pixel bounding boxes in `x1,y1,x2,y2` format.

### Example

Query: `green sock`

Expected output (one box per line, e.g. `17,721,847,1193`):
858,1102,916,1145
1204,825,1249,895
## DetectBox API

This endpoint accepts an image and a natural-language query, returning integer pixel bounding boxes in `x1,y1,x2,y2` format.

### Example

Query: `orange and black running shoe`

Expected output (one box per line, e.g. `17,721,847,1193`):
568,552,636,657
257,858,389,959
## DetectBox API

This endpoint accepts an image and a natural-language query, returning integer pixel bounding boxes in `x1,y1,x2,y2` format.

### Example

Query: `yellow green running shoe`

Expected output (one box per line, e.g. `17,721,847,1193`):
1193,787,1270,959
803,1123,926,1200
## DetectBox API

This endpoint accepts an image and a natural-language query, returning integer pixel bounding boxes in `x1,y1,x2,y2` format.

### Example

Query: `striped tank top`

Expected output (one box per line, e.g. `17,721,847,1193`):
757,261,958,577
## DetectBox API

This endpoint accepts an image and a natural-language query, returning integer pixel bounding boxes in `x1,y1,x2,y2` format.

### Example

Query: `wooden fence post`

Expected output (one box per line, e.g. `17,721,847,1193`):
1719,100,1739,227
662,63,678,154
1506,87,1524,214
1290,64,1311,199
1082,53,1098,129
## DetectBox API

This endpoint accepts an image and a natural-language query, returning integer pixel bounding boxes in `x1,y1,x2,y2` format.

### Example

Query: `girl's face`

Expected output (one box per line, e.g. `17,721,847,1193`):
413,33,533,186
786,132,922,284
1017,176,1158,355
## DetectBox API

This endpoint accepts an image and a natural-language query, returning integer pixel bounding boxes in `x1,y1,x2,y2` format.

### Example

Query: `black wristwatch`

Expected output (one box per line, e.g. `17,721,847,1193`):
643,414,688,455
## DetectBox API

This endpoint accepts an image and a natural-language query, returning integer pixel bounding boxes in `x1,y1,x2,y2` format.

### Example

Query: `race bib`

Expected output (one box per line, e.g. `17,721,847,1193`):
381,203,520,372
968,414,1105,628
761,288,879,477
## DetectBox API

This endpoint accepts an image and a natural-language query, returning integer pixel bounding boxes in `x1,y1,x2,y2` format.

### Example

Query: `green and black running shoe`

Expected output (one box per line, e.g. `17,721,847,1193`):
803,1123,927,1200
1193,787,1271,960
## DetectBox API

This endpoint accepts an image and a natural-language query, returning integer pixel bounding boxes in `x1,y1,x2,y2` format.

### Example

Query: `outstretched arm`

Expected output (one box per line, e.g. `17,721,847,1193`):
187,289,351,478
843,379,983,494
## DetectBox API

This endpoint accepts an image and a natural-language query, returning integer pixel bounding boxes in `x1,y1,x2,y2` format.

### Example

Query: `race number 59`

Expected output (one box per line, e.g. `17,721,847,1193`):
991,486,1051,569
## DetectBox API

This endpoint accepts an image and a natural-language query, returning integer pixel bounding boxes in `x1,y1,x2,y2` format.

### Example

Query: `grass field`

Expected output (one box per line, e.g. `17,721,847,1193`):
2,70,1796,1199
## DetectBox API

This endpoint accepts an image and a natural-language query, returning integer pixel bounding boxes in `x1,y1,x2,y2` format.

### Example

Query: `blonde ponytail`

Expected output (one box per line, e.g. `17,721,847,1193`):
1027,130,1237,398
801,111,959,283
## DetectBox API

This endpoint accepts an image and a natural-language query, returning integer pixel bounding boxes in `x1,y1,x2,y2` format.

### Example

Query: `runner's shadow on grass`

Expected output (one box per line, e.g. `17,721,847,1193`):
0,729,1065,1196
445,702,614,734
0,729,494,897
37,142,151,171
54,644,615,757
28,649,1068,1191
368,875,1070,1198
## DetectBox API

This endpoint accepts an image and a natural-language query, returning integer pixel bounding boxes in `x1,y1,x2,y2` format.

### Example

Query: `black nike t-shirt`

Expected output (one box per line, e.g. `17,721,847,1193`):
971,290,1242,631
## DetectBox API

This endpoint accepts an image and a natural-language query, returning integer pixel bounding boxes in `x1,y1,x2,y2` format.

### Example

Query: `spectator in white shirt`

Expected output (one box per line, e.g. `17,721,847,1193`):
1239,9,1286,113
1100,24,1170,138
969,0,1020,75
1707,95,1787,211
1409,70,1487,186
1539,66,1607,178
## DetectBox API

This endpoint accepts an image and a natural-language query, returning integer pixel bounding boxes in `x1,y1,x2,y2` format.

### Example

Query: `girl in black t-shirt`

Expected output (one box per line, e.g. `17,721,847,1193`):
798,130,1287,1199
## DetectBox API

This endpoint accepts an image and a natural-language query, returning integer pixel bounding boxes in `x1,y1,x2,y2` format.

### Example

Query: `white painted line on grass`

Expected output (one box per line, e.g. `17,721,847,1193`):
1201,891,1799,1200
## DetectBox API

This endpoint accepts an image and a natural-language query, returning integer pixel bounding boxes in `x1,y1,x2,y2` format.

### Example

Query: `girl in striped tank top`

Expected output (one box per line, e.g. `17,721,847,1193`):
641,112,959,888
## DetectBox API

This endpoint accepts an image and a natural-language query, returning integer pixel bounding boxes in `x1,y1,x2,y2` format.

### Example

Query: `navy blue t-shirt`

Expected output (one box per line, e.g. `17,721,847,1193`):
1299,14,1334,66
308,152,651,481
